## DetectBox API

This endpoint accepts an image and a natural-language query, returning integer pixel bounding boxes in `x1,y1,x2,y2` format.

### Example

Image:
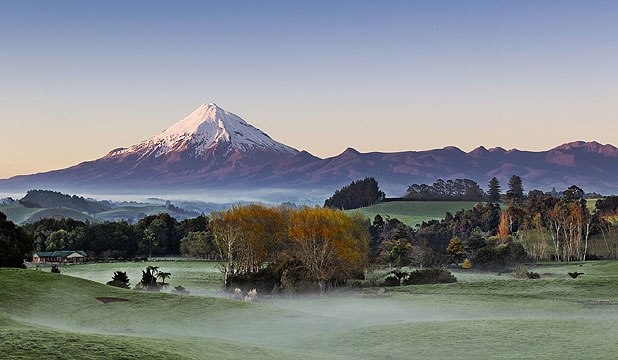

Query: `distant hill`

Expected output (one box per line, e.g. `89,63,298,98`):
2,102,618,197
0,190,206,225
20,190,111,213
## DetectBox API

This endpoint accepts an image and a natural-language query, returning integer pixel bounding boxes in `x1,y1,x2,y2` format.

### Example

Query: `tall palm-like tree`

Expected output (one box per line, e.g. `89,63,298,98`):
157,272,171,287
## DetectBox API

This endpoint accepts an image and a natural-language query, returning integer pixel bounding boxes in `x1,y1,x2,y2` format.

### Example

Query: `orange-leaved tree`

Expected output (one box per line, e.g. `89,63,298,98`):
288,207,368,294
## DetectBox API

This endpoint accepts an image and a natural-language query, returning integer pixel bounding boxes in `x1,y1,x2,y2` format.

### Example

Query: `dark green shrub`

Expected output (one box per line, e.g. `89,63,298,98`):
51,264,60,273
422,253,453,268
526,272,540,279
106,271,130,289
135,266,162,292
402,269,457,285
227,259,317,295
172,285,190,295
382,275,400,287
473,242,529,269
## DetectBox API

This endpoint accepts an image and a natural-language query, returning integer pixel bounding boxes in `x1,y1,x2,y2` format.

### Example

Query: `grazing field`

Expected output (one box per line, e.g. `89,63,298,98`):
33,260,225,297
0,204,98,224
0,203,194,225
3,261,618,359
350,201,483,227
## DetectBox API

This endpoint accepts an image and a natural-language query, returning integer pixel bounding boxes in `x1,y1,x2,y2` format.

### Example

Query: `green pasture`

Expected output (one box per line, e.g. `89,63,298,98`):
350,201,483,227
2,260,618,359
30,260,224,296
95,205,178,222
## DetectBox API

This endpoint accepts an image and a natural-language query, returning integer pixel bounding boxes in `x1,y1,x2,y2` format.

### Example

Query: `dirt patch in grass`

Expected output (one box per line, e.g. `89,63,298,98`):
96,297,129,304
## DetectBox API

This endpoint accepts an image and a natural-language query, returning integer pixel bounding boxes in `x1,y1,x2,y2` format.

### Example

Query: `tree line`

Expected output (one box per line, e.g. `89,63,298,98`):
369,177,618,270
20,213,209,259
324,177,385,210
404,178,486,201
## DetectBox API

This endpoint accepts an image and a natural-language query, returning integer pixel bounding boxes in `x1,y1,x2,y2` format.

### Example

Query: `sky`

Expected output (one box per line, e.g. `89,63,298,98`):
1,0,618,179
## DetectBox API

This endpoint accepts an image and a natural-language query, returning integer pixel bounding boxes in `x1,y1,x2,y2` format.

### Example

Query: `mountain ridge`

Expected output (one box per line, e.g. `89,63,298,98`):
2,103,618,198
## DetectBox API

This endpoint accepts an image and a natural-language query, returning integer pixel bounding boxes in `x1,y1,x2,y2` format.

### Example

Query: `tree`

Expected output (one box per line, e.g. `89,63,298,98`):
288,207,368,294
498,212,510,244
405,178,485,201
324,177,385,210
488,177,501,203
505,175,524,205
157,272,172,287
136,266,162,291
180,231,214,259
563,185,584,202
107,271,130,289
446,237,464,260
462,258,471,269
211,208,242,287
0,212,33,268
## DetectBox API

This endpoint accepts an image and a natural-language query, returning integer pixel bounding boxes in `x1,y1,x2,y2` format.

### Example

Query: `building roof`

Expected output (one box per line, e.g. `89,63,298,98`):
34,250,87,258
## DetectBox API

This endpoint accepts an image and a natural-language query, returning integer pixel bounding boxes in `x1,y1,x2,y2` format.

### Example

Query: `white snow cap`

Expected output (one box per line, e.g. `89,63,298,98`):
120,103,297,158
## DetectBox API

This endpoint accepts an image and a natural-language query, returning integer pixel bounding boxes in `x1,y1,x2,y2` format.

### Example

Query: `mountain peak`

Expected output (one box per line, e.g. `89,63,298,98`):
116,103,298,159
553,141,618,157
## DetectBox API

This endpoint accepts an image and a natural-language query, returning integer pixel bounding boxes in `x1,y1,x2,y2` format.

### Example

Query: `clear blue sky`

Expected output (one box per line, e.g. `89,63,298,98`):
1,0,618,178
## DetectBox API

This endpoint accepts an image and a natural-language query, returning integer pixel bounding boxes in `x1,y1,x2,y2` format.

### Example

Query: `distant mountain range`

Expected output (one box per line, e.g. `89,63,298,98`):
2,102,618,199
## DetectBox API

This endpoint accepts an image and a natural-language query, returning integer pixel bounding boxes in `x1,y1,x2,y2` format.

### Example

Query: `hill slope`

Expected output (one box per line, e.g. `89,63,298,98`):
2,263,618,359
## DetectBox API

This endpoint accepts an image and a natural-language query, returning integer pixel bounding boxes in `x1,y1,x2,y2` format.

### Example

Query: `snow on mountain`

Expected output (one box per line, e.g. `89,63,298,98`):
114,103,297,159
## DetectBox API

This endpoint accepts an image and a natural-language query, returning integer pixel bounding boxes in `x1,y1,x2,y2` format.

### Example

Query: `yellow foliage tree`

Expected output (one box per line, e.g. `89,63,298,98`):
446,237,464,258
288,206,368,294
498,212,510,244
462,258,471,269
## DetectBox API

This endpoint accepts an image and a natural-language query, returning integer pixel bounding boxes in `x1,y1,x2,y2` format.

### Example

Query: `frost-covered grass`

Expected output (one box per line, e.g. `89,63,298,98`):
29,260,224,296
3,261,618,359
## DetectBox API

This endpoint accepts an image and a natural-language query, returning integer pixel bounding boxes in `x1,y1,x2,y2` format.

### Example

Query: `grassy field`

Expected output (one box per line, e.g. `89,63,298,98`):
350,201,483,227
0,203,191,225
33,260,225,296
3,260,618,359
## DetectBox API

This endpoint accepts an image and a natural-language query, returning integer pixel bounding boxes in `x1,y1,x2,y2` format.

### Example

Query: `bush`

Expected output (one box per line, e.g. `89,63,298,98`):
527,271,541,279
227,259,318,295
135,266,162,292
422,253,453,268
51,264,60,273
172,285,190,295
382,275,400,287
511,265,541,279
511,264,529,278
473,242,528,270
106,271,130,289
402,269,457,285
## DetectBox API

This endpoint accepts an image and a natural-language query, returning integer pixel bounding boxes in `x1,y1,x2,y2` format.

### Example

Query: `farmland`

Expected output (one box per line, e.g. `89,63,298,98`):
350,201,483,227
2,261,618,359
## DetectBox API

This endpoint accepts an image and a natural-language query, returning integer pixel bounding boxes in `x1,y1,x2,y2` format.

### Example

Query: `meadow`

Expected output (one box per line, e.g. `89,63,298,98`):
350,201,482,227
2,260,618,359
0,202,194,225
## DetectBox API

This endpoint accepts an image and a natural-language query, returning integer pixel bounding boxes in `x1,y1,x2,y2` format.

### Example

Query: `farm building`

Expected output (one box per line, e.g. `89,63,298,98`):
32,250,88,264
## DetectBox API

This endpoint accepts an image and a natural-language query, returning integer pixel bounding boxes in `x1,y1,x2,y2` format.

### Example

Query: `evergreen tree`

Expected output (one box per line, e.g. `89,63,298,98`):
505,175,524,204
488,177,501,203
324,177,385,210
0,212,33,268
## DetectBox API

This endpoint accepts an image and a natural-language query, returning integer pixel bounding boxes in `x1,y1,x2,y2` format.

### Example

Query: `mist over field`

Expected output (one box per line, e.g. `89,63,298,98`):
4,1,618,359
3,261,618,359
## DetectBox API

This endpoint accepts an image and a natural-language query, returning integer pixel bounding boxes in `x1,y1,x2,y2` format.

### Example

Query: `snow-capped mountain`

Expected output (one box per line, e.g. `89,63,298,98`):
109,103,297,160
2,101,618,198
